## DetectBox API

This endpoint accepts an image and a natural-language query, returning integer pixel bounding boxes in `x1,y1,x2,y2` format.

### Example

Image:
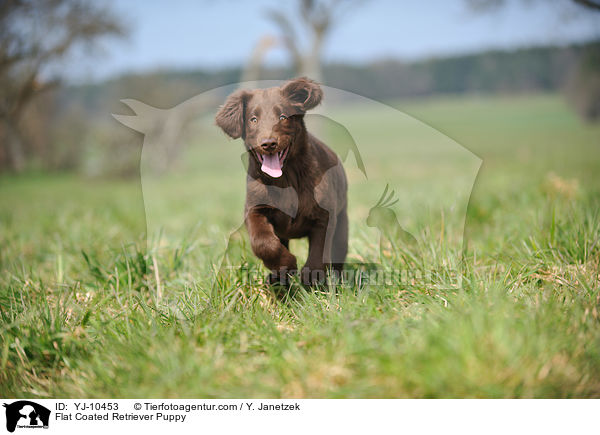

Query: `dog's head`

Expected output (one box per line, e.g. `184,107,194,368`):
215,77,323,178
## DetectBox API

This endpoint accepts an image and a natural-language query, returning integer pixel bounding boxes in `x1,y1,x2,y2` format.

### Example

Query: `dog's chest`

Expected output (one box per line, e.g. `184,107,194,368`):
268,189,325,239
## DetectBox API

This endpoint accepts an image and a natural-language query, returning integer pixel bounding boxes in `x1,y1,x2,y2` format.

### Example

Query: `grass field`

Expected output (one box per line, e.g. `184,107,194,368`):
1,93,599,398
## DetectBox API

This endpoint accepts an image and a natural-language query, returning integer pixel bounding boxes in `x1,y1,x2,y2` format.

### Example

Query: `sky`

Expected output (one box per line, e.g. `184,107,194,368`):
69,0,600,81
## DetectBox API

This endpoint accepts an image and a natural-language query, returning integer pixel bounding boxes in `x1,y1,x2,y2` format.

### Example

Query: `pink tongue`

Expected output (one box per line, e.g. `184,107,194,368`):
261,154,282,178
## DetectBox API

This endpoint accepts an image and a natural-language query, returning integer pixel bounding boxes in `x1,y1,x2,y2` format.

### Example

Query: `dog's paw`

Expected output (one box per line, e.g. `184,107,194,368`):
268,268,296,286
267,269,298,300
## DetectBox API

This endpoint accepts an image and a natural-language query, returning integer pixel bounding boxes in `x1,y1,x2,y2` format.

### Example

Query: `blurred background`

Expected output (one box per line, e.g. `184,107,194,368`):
0,0,598,176
2,0,600,399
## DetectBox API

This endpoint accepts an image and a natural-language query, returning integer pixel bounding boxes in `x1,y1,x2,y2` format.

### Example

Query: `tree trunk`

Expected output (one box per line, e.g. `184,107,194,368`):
1,118,26,173
303,33,324,82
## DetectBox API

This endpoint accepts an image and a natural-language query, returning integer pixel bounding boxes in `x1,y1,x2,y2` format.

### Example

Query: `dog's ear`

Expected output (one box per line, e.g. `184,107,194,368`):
281,77,323,112
216,90,250,139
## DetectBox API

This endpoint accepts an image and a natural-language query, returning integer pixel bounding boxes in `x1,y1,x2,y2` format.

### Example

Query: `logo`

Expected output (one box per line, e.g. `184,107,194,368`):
3,401,50,433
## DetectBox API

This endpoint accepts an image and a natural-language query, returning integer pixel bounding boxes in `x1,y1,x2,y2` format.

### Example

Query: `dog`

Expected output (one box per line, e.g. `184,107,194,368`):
215,77,348,286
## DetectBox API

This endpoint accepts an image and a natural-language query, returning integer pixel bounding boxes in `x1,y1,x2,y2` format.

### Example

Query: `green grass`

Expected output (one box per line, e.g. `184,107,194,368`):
1,93,600,398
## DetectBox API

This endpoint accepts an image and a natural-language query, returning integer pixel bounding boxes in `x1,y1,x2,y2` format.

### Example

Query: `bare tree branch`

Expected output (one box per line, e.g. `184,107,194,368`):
573,0,600,11
263,0,362,81
265,9,302,70
466,0,600,12
0,0,125,172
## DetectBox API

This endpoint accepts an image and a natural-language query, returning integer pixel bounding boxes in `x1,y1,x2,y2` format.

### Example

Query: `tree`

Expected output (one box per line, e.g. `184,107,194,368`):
0,0,124,172
265,0,361,81
566,43,600,122
465,0,600,122
466,0,600,11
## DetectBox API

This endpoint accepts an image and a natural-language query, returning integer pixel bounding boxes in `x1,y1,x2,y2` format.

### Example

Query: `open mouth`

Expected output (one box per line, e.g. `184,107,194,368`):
256,147,289,178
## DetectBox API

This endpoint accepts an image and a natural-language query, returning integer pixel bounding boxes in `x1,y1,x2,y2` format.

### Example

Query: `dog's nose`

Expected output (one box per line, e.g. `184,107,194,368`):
260,138,277,151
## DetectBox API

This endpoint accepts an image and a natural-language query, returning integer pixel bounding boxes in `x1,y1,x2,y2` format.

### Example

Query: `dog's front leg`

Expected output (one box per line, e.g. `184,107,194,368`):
246,209,297,284
301,222,331,286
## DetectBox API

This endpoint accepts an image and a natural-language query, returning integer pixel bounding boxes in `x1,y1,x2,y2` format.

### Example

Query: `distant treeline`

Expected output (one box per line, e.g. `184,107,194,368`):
67,40,598,111
23,40,595,176
325,44,588,99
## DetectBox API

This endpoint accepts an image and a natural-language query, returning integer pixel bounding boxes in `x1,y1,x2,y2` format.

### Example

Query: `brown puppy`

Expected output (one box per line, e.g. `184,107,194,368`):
215,78,348,286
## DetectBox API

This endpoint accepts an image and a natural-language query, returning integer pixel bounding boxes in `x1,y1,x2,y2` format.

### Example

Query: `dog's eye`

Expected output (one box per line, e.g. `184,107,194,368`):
279,114,287,121
250,116,258,123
